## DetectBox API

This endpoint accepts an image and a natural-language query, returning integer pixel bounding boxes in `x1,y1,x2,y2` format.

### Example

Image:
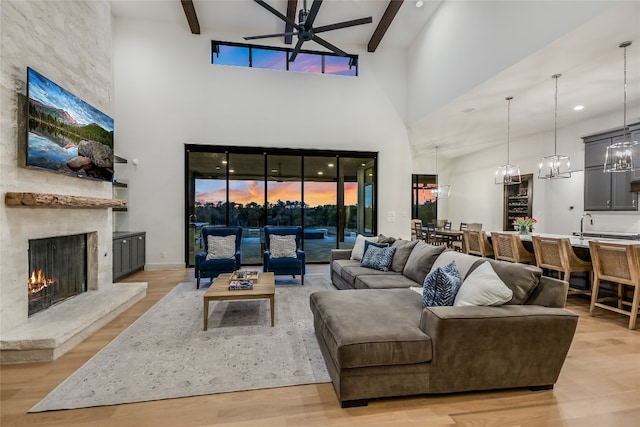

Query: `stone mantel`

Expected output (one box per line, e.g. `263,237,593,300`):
5,192,126,209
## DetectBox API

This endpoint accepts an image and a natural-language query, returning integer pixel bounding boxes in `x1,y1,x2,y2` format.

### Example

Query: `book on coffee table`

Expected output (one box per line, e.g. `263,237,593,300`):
228,280,254,290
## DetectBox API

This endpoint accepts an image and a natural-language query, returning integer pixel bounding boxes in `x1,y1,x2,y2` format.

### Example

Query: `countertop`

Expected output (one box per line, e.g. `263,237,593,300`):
486,231,640,249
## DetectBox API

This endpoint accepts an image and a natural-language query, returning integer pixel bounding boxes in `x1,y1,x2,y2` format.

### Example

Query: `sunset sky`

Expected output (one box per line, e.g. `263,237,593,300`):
215,44,356,76
195,179,358,207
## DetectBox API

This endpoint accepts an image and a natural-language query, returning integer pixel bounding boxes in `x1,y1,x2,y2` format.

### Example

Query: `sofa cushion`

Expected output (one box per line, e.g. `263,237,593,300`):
310,289,432,368
454,261,513,306
355,274,418,290
378,234,397,245
341,265,398,284
389,239,419,273
422,261,462,307
430,250,484,279
332,259,359,278
360,245,396,272
466,259,542,305
403,242,447,284
350,234,379,261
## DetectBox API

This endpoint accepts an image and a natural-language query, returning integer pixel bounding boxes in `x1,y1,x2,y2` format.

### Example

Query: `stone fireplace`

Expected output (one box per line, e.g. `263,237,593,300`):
28,233,89,317
0,196,146,364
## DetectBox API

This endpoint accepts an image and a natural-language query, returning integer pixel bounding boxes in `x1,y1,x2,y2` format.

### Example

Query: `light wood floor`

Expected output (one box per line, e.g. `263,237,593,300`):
2,265,639,427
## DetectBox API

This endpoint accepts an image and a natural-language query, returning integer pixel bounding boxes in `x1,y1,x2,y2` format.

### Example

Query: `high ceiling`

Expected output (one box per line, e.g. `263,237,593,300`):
110,1,640,160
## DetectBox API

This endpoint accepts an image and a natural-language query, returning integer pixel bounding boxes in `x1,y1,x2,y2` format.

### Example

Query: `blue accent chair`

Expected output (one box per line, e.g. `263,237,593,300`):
195,226,242,289
263,226,305,285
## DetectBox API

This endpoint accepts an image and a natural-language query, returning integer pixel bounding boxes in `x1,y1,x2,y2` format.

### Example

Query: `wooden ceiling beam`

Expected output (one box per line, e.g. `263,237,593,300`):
285,0,298,44
368,0,404,52
181,0,201,35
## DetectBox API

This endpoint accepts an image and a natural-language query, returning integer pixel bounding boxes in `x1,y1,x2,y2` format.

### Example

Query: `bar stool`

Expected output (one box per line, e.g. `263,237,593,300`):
462,230,494,258
491,232,536,264
588,241,640,330
531,236,592,295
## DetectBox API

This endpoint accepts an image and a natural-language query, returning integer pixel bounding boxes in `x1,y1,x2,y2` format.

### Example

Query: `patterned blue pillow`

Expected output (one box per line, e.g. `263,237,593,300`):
363,240,389,257
361,245,396,271
422,261,462,307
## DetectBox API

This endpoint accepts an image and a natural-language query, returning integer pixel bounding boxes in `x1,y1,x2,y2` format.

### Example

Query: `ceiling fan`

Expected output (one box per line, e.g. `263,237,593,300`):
244,0,373,62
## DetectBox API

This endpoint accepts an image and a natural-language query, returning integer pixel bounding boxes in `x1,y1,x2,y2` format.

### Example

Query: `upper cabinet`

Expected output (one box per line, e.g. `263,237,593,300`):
583,124,639,211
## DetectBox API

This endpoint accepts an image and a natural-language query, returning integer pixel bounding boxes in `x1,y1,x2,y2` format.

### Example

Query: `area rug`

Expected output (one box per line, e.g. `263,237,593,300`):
30,276,333,412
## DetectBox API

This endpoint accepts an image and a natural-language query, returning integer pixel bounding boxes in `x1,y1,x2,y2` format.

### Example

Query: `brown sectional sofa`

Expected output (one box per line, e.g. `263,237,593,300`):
311,240,579,407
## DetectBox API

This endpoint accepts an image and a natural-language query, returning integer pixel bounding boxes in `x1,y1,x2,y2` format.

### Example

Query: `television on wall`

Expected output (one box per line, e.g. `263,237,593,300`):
26,67,114,182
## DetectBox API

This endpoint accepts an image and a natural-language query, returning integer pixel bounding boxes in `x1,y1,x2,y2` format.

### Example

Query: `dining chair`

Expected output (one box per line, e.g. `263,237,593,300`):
589,241,640,329
491,232,536,264
411,219,426,241
467,223,482,231
531,236,592,295
462,230,494,258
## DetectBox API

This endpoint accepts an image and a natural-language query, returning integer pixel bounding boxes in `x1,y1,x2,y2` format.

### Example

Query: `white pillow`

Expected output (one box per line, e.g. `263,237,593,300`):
206,235,236,260
269,234,297,258
350,234,379,261
453,262,513,307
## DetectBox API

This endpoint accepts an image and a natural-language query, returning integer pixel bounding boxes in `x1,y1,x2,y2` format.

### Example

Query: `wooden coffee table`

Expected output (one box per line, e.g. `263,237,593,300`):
203,272,275,331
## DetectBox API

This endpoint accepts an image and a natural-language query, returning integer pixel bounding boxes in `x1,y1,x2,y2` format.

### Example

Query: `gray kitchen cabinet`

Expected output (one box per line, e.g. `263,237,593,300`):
583,123,639,212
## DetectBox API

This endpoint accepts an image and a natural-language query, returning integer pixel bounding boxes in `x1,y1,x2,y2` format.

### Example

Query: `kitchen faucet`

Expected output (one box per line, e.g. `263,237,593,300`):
579,213,593,240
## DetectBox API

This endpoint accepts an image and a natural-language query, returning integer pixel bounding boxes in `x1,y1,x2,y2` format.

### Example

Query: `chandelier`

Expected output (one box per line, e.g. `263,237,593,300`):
538,74,571,179
604,41,638,172
495,96,521,185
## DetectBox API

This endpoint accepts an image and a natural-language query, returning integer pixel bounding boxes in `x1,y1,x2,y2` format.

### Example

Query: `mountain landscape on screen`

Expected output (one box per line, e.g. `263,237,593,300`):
27,67,114,182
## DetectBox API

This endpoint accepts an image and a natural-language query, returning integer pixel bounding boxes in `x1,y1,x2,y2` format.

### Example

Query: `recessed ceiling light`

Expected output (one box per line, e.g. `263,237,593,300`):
416,1,424,7
318,171,323,175
574,105,584,111
271,168,278,173
222,160,228,164
328,163,334,167
229,169,234,173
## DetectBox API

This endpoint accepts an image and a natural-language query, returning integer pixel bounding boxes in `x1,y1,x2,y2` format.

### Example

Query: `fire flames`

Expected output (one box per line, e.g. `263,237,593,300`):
28,269,58,297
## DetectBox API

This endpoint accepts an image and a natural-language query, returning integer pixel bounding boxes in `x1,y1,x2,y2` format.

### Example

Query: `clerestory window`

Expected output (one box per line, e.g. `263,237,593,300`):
211,40,358,76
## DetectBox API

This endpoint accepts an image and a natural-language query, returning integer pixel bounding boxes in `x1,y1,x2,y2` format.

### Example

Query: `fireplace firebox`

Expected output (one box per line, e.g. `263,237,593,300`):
28,234,87,316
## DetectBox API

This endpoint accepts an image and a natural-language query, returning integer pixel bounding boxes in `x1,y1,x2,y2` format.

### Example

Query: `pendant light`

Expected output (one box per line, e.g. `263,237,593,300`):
495,96,521,185
538,74,571,179
604,41,639,172
431,146,451,199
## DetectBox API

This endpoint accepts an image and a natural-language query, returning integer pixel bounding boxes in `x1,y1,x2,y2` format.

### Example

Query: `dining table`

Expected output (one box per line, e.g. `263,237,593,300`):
423,227,463,248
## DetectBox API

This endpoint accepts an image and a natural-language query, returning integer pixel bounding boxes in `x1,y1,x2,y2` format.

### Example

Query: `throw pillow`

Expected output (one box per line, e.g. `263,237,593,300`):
350,234,379,261
360,245,396,271
389,239,419,273
454,261,513,306
206,235,236,260
378,234,397,245
402,241,447,284
269,234,297,258
422,261,462,307
363,240,388,257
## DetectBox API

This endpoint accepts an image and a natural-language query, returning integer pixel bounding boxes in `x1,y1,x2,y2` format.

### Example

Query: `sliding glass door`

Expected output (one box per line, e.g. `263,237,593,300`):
185,146,377,266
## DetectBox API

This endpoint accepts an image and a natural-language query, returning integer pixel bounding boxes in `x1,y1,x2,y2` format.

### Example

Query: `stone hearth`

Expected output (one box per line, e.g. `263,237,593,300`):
1,282,146,364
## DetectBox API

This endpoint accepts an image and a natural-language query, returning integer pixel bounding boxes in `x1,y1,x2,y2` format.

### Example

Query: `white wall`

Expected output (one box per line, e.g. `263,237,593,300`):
406,0,619,125
113,18,412,268
443,109,640,234
0,0,114,333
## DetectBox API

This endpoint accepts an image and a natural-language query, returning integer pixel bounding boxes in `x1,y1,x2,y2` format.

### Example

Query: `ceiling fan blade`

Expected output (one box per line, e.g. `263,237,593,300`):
305,0,323,29
244,31,298,41
313,17,373,34
254,0,302,31
289,38,305,62
312,35,347,56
